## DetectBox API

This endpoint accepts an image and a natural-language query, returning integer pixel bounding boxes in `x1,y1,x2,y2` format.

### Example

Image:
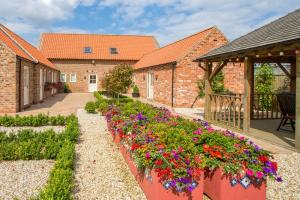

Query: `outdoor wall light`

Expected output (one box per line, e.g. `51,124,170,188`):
92,60,95,64
295,49,299,54
279,51,284,56
143,75,146,80
155,75,158,80
268,52,272,57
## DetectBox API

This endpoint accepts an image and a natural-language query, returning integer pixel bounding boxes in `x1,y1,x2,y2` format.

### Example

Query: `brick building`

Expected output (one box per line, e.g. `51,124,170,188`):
0,24,59,113
40,33,158,93
134,26,244,108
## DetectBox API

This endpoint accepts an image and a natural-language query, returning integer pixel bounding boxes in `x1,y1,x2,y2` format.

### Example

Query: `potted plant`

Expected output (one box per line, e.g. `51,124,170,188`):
132,84,140,97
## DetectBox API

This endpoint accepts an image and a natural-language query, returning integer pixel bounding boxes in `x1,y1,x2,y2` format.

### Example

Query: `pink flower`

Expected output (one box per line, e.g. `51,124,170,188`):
207,127,214,132
239,136,245,140
246,169,254,177
145,152,151,160
256,171,264,179
193,128,203,135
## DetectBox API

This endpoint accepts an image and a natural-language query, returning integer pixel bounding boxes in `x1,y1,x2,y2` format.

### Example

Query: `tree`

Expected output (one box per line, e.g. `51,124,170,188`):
104,64,133,93
254,64,274,110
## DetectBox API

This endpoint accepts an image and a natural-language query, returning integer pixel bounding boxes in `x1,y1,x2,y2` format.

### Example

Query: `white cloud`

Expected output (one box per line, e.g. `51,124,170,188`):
0,0,300,47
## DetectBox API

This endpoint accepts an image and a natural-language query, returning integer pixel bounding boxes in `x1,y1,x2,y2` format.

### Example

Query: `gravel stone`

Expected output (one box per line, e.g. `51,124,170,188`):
0,160,55,200
267,152,300,200
74,109,146,200
0,126,65,134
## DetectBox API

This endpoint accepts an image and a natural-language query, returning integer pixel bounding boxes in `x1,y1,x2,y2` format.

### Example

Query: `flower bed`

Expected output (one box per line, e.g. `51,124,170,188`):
0,114,79,199
94,92,282,199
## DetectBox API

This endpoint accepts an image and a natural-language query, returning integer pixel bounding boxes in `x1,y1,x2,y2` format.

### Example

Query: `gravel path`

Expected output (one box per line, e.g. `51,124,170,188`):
267,152,300,200
0,126,65,134
0,160,54,200
74,109,146,200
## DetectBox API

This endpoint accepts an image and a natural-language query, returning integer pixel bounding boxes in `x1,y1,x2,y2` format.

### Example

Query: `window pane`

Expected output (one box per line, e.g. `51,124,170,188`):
70,74,77,82
60,74,66,82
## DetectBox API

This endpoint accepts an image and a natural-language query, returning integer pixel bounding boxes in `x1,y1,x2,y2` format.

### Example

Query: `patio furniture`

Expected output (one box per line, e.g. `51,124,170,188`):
276,93,295,131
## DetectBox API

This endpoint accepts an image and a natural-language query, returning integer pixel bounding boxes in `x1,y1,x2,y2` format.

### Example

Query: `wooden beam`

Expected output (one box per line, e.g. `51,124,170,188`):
243,57,253,133
209,60,228,81
204,62,212,121
198,62,207,71
295,54,300,150
276,62,293,79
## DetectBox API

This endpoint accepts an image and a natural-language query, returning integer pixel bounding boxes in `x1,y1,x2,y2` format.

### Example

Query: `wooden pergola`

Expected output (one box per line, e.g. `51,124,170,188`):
195,9,300,150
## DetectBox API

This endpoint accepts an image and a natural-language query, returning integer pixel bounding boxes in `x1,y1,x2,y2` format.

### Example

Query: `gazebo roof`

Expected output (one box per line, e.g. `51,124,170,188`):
196,9,300,61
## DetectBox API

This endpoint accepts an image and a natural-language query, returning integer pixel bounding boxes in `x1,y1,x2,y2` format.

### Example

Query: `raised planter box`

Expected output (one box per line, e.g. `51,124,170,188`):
109,130,204,200
120,146,204,200
204,168,266,200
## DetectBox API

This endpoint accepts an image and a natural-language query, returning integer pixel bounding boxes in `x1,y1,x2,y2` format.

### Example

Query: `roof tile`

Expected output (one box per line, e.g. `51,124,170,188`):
134,27,216,69
40,33,158,61
0,24,57,70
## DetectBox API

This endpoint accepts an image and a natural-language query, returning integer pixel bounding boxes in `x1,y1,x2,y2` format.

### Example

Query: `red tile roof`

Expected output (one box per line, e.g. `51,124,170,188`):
40,33,159,61
134,27,218,69
0,24,57,70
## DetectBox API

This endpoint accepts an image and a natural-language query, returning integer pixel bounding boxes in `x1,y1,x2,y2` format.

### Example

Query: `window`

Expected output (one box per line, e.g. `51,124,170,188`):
110,47,118,54
70,73,77,82
83,47,92,53
60,73,66,82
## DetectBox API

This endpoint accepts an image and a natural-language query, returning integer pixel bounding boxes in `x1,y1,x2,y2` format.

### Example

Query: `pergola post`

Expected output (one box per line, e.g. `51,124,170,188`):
204,62,212,121
243,57,253,133
290,60,296,92
296,54,300,150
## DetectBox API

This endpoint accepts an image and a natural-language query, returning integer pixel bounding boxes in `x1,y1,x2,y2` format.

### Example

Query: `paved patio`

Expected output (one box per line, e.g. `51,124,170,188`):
20,93,94,116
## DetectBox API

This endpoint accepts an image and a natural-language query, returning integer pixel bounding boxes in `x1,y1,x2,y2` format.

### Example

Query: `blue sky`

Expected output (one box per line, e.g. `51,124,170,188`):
0,0,300,47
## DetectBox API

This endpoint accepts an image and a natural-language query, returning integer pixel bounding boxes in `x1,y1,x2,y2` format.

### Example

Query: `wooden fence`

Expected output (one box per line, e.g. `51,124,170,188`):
252,93,282,119
209,94,243,129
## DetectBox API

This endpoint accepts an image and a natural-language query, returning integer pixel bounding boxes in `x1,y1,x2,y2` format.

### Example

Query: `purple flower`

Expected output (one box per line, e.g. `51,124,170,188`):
276,177,283,182
263,167,272,174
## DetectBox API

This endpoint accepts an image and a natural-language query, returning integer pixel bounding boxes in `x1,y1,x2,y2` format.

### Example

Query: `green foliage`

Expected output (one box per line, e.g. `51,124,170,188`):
85,101,97,113
255,64,274,110
197,79,205,98
0,114,67,127
211,71,230,94
132,84,140,94
103,64,133,93
0,115,79,200
64,83,70,93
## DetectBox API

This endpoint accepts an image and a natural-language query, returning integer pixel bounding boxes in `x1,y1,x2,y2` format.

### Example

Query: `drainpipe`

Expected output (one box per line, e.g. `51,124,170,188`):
18,57,22,112
171,62,176,108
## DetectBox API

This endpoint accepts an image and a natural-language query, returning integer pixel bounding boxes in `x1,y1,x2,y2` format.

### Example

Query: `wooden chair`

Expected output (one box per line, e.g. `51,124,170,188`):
276,93,295,131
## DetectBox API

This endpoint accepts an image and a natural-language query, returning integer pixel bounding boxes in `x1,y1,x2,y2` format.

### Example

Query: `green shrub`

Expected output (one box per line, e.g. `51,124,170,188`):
0,114,67,127
132,85,139,93
85,101,97,113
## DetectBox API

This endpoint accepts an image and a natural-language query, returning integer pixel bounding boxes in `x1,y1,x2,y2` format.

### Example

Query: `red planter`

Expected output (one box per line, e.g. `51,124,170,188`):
204,168,266,200
118,145,204,200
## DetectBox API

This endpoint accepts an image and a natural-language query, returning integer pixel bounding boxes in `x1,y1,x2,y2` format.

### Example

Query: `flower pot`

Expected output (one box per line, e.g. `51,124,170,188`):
120,148,204,200
132,93,140,98
204,168,266,200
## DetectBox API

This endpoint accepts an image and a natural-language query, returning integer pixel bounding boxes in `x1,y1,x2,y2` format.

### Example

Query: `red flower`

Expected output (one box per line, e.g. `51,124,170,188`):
131,143,140,151
258,155,268,163
154,160,163,166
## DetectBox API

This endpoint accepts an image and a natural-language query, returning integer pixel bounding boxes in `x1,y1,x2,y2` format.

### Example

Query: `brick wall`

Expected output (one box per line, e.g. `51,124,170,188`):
51,59,136,93
0,41,18,113
134,64,173,106
0,41,59,113
223,62,244,94
174,28,229,108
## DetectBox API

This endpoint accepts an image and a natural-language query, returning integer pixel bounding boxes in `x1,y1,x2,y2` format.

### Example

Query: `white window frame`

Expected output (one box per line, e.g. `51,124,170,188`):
60,73,66,82
70,73,77,83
